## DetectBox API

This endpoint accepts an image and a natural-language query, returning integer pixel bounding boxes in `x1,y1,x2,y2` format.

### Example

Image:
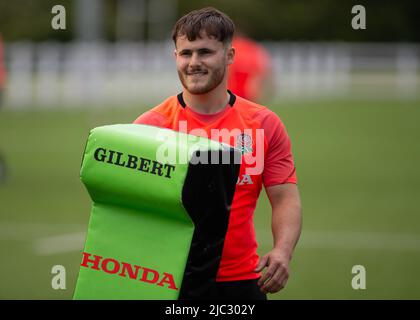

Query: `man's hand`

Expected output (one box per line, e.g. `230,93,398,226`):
254,249,290,294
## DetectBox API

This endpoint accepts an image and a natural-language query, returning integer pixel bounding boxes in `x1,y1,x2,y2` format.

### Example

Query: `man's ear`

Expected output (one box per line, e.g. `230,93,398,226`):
227,46,235,66
173,49,177,59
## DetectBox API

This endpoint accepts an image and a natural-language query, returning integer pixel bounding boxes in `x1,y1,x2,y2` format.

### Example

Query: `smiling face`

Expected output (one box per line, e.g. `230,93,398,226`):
175,32,234,95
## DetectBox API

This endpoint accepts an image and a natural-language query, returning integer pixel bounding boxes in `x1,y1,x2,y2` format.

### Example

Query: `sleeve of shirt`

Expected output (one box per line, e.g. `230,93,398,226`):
133,110,167,127
256,108,298,187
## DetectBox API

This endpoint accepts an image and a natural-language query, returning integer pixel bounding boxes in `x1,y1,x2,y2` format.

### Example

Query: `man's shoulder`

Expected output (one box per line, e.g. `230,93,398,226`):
234,95,271,118
133,95,179,126
234,95,286,132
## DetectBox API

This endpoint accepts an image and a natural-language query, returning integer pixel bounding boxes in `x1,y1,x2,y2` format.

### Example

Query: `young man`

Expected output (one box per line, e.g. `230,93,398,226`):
134,7,302,300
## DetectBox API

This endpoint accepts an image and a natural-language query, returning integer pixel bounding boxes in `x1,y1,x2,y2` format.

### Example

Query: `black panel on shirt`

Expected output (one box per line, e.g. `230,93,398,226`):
179,147,241,300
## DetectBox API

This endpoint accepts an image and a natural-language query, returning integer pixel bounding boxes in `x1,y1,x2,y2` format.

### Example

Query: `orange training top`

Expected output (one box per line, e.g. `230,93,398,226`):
134,91,297,282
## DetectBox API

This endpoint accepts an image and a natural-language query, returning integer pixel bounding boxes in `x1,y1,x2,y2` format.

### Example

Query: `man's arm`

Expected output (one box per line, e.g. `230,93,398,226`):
133,110,166,127
255,183,302,294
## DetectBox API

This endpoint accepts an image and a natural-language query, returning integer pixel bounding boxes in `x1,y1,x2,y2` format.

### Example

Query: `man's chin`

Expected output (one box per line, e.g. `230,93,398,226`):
185,85,211,95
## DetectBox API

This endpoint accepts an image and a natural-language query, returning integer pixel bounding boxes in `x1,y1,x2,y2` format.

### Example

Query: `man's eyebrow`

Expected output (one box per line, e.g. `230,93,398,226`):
198,48,214,52
178,48,215,53
178,49,191,54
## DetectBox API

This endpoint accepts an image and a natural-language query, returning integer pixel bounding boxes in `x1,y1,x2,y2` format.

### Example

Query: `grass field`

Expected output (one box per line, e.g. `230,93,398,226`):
0,98,419,299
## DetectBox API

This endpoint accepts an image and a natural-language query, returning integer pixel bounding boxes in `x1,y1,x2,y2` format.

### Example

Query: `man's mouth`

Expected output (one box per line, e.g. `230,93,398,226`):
187,71,208,76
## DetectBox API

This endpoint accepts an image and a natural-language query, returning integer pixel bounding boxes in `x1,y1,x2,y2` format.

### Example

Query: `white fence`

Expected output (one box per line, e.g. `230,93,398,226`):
3,41,420,109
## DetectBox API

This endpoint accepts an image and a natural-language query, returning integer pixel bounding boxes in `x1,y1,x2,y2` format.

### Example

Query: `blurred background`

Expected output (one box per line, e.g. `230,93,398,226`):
0,0,419,299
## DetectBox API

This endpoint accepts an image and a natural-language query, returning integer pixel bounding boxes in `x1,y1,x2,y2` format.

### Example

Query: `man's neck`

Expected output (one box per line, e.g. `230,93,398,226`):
183,85,230,115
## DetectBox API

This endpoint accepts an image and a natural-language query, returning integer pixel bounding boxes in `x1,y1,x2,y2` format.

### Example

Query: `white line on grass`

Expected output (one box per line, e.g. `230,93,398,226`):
33,232,86,256
2,221,419,255
257,229,420,252
0,222,86,240
33,229,420,256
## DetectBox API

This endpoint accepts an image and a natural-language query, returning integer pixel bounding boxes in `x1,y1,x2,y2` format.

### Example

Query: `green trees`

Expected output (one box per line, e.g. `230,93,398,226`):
0,0,418,42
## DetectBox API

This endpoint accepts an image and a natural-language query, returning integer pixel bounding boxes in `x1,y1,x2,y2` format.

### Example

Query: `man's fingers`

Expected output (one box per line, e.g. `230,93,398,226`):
255,252,291,294
259,268,281,293
269,272,289,293
257,262,277,287
280,276,289,290
261,277,287,294
260,264,289,294
254,255,268,273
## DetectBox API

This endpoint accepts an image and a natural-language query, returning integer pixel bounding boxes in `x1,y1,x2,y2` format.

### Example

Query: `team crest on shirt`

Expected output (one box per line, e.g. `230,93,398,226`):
236,133,253,154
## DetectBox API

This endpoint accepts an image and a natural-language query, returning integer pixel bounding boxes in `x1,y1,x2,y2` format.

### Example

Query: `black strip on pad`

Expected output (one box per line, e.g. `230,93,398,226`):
179,148,241,300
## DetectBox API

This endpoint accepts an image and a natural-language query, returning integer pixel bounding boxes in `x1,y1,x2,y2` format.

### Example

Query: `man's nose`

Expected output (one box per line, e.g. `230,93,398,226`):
189,52,201,66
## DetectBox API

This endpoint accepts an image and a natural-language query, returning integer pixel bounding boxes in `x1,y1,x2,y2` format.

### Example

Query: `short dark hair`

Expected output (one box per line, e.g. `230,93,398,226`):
171,7,235,45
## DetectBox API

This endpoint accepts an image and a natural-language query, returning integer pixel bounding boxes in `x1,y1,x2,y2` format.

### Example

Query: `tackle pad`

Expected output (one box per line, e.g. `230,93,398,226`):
73,124,240,299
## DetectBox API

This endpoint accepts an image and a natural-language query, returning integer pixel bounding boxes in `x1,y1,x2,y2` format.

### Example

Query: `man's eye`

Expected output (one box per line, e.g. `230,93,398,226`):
180,52,191,56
